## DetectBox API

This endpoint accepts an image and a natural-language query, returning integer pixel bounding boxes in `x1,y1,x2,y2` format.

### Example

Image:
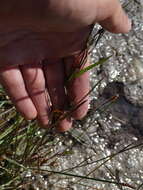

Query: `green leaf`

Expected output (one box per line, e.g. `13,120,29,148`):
69,56,111,81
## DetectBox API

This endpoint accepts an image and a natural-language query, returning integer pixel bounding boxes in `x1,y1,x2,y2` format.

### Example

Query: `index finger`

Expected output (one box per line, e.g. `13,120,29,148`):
96,0,131,33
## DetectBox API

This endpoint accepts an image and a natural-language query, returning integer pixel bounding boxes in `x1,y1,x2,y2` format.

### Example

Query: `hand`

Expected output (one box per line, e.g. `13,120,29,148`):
0,0,131,131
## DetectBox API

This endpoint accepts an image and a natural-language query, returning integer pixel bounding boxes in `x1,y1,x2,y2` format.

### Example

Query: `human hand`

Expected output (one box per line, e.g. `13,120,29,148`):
0,0,131,131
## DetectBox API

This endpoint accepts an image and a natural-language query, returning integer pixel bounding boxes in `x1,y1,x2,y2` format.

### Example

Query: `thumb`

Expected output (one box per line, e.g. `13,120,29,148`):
97,0,131,33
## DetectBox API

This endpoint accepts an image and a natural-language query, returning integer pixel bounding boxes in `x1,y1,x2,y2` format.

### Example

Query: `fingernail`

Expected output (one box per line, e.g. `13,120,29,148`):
126,18,132,30
56,117,73,132
37,115,49,127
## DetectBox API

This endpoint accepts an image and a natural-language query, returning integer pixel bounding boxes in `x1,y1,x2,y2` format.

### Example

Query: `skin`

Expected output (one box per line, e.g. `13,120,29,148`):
0,0,131,132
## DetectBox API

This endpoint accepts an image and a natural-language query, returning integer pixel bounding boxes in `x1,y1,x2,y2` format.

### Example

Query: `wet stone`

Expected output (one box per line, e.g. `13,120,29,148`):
26,1,143,189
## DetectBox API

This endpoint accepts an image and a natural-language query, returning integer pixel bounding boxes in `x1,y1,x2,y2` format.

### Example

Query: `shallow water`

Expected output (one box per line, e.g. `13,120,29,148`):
24,1,143,189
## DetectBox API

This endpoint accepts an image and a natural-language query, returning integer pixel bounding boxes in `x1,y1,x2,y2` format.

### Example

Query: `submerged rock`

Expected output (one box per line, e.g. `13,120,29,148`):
95,82,143,135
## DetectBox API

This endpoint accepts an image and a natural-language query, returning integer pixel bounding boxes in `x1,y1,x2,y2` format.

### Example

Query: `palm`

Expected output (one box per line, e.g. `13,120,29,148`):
0,0,131,131
0,28,91,67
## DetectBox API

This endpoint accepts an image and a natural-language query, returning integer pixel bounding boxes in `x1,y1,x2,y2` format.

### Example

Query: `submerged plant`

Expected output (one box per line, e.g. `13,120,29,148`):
0,1,142,188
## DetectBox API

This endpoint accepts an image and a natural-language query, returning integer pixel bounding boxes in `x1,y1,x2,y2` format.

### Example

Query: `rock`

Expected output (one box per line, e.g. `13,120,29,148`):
95,82,143,136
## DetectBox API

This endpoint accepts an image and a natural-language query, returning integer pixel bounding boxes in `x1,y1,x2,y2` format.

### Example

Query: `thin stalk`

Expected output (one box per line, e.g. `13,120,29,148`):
30,168,135,189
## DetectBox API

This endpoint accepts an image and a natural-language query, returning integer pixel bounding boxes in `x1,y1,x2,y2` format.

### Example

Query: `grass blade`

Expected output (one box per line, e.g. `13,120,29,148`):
69,56,111,81
3,156,26,170
0,124,17,141
33,169,135,189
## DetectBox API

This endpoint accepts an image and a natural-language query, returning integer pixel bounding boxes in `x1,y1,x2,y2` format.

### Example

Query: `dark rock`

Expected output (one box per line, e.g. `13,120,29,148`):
95,82,143,136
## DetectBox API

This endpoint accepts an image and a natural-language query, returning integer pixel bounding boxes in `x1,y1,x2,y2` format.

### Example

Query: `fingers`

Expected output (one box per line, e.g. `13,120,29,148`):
0,57,89,131
96,0,131,33
20,63,50,126
0,66,37,120
43,59,72,132
64,52,90,120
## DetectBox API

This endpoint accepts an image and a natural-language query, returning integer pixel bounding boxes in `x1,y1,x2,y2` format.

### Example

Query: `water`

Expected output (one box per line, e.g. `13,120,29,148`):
24,1,143,189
